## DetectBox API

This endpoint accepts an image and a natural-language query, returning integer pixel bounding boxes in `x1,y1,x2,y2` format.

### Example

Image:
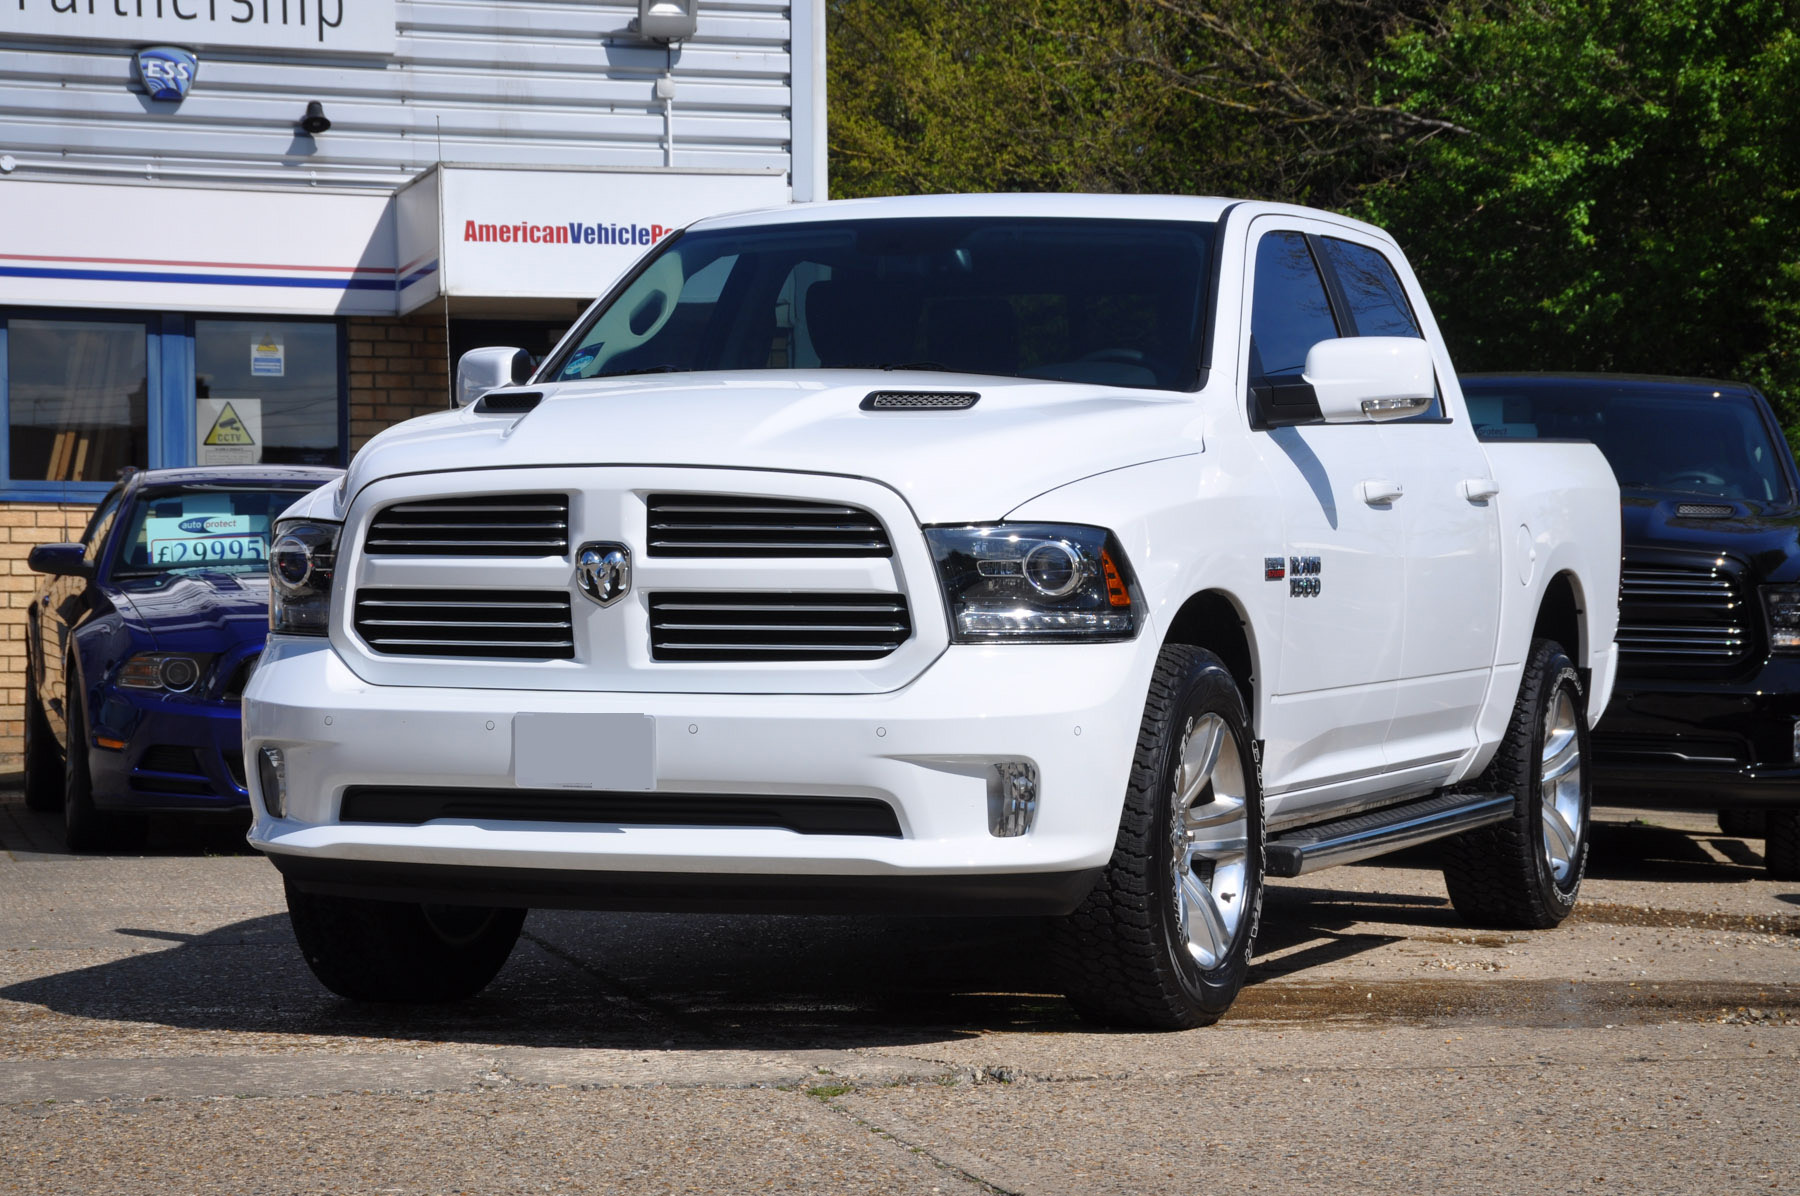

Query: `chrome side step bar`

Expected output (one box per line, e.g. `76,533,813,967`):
1265,791,1515,878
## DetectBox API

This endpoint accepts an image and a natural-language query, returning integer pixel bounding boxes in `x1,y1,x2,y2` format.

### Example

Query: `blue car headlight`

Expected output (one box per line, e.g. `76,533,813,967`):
117,652,215,693
924,523,1141,643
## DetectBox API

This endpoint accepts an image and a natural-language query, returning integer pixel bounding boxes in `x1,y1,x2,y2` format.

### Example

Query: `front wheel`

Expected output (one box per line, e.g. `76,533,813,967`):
1441,638,1590,928
1054,645,1264,1029
61,693,122,853
285,880,526,1002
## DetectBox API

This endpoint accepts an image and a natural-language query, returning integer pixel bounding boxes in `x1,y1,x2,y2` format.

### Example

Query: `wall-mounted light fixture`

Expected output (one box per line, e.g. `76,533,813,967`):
298,101,332,135
638,0,697,42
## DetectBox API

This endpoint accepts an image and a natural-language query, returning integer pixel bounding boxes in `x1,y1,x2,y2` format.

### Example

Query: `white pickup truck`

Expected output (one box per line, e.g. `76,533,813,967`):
245,195,1620,1028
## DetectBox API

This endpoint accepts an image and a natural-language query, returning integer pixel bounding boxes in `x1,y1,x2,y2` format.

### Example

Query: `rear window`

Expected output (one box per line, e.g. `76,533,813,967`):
1462,380,1794,503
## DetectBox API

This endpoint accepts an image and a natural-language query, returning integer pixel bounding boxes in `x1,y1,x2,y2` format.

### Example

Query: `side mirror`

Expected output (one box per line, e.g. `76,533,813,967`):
28,543,92,578
454,346,533,408
1304,337,1436,423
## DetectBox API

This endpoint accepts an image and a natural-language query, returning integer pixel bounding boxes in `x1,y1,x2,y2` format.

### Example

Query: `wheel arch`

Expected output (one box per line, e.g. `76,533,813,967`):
1532,569,1588,690
1160,588,1260,727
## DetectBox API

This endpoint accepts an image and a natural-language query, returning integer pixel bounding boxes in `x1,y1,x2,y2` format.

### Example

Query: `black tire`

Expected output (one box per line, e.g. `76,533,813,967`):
1053,644,1264,1030
1766,812,1800,881
1441,638,1591,928
1717,809,1766,839
61,691,112,854
285,880,526,1002
22,680,62,812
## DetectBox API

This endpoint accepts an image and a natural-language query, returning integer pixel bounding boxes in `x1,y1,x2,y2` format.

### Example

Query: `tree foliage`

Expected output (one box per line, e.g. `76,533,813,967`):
828,1,1800,428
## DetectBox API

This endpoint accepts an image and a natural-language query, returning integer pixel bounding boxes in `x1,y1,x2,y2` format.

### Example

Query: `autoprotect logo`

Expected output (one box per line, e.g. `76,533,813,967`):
136,47,198,103
178,516,239,534
462,220,673,247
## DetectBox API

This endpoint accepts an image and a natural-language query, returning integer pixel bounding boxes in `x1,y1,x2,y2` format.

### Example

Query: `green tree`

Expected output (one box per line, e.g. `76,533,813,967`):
1360,0,1800,424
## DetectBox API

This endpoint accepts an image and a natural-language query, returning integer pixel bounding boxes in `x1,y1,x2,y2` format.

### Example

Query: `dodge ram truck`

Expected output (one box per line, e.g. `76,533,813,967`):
244,195,1622,1028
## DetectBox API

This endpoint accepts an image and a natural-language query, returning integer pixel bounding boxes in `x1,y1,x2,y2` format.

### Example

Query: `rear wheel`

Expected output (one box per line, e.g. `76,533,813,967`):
285,881,526,1002
22,682,61,812
1441,638,1590,928
1766,812,1800,880
1054,645,1263,1029
1716,809,1765,839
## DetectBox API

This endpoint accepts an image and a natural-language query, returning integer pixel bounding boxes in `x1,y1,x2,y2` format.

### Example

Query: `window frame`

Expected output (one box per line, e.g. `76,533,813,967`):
0,308,348,502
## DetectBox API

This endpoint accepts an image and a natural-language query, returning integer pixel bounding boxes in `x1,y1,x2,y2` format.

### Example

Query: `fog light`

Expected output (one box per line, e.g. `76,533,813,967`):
257,746,288,818
989,762,1038,837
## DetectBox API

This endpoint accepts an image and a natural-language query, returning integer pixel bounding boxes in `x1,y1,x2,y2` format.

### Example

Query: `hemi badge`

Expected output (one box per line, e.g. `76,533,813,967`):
1264,556,1286,581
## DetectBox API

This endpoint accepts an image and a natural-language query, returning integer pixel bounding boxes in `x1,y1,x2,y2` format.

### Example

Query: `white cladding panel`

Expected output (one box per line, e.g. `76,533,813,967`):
0,0,796,188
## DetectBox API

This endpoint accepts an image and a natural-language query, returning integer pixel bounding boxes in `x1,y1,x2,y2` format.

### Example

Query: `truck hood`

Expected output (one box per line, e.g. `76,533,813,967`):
344,371,1203,524
1623,492,1800,583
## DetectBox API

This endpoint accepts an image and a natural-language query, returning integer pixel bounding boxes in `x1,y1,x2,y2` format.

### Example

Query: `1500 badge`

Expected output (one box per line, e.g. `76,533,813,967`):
1288,555,1322,597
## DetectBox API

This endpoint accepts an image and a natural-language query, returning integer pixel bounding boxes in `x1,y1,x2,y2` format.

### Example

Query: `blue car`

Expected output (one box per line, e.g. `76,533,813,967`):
23,465,342,850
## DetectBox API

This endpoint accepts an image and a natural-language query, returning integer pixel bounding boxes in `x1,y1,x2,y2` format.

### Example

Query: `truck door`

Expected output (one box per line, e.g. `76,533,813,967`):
1240,225,1404,808
1311,234,1502,782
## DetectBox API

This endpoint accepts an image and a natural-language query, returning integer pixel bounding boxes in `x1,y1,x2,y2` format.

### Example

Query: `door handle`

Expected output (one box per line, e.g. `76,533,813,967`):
1358,479,1405,505
1461,478,1501,501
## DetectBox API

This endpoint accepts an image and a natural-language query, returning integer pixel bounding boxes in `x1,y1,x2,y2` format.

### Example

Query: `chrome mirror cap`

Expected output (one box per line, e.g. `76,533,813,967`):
454,346,533,408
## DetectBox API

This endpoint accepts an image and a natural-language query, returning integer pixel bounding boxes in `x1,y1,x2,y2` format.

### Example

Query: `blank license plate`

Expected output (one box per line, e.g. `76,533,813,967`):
512,713,656,791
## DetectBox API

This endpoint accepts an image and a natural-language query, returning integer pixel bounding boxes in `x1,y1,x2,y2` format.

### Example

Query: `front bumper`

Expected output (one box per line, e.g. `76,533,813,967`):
1593,660,1800,808
89,688,248,812
244,635,1152,909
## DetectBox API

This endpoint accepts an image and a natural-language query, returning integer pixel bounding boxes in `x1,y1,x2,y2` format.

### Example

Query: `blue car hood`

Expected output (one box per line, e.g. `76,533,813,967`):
108,571,271,654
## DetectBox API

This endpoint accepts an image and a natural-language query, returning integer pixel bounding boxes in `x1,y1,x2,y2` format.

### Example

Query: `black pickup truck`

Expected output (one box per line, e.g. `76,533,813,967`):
1462,373,1800,878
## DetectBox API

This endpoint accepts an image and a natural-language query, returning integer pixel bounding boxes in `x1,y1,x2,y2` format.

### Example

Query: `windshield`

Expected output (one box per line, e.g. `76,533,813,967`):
1463,380,1795,503
112,485,317,575
546,217,1216,392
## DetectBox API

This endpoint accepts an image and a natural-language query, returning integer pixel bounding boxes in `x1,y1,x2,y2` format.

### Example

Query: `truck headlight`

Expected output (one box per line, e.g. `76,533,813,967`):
1761,585,1800,652
269,520,340,635
925,523,1140,643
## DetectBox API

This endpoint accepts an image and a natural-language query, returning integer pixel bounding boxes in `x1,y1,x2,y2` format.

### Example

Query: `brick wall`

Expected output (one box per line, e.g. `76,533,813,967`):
0,504,95,770
346,314,451,453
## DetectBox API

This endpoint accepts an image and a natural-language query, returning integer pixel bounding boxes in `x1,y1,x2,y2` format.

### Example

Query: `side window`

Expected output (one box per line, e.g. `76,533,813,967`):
1249,232,1340,379
81,487,124,564
1317,238,1420,337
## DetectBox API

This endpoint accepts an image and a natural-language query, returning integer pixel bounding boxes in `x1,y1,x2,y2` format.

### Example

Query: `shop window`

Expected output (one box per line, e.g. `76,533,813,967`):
6,319,148,486
194,321,342,467
0,310,346,500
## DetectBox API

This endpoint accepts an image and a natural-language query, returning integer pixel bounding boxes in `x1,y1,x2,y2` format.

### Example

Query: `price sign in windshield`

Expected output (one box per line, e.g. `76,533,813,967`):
146,515,271,565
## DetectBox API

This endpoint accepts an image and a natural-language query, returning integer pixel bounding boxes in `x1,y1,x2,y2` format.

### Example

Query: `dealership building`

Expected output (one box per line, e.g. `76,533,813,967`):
0,0,825,766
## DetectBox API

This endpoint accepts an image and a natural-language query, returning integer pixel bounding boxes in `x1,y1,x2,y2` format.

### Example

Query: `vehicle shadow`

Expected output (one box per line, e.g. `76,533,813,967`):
0,786,256,859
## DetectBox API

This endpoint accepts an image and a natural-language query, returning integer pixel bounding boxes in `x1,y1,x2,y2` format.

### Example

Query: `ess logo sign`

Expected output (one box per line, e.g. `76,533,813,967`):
136,47,198,102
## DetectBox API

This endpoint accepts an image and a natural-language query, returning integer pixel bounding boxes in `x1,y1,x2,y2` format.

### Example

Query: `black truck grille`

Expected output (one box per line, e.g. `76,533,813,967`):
649,593,911,662
1617,560,1750,667
364,494,569,557
353,589,575,659
645,494,892,557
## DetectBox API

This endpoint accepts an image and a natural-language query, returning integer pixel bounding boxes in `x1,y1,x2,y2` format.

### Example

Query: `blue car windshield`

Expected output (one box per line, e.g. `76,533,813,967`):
112,485,316,575
546,217,1217,392
1463,380,1795,503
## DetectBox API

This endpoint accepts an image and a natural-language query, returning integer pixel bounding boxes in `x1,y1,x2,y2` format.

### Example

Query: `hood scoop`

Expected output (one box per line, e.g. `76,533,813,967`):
1676,502,1736,518
861,390,980,411
475,389,544,414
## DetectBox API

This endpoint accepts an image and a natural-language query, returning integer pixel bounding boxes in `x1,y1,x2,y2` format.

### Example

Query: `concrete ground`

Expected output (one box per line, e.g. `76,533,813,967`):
0,789,1794,1194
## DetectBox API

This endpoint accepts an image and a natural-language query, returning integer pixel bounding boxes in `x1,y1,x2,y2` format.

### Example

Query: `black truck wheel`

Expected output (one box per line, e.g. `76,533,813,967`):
1441,638,1591,928
285,880,526,1002
1054,645,1264,1029
1766,812,1800,880
1717,809,1766,839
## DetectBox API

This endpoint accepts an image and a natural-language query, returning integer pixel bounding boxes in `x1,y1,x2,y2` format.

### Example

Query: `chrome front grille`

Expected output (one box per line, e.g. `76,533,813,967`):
649,593,911,662
1618,560,1750,665
353,589,575,659
645,494,892,558
364,494,569,557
